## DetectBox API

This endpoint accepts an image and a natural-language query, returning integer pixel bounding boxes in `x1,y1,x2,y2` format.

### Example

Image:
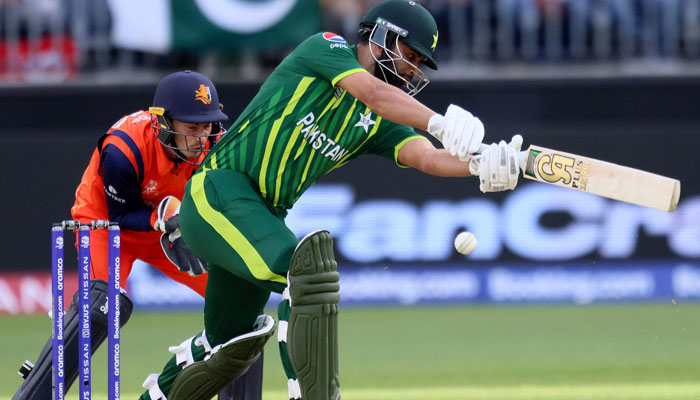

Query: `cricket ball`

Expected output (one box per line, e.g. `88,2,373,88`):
454,231,477,255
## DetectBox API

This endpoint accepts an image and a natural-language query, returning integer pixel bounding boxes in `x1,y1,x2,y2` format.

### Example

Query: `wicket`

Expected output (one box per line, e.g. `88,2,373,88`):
51,220,121,400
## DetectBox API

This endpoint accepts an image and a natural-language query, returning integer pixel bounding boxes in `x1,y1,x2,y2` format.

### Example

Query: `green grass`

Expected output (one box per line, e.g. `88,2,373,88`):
2,303,699,399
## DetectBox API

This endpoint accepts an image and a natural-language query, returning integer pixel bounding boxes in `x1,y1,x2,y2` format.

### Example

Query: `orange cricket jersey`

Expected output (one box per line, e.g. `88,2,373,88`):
72,110,200,224
69,110,208,295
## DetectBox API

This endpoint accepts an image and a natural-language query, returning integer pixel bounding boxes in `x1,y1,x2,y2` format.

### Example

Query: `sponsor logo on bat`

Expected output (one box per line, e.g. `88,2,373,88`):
528,149,590,191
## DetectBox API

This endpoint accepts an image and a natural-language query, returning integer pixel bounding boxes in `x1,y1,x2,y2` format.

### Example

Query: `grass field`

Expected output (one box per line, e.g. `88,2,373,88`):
2,303,699,399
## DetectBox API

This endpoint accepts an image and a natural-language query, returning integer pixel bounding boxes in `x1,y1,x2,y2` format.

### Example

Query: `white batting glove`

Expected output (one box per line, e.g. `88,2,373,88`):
469,134,523,193
427,104,485,161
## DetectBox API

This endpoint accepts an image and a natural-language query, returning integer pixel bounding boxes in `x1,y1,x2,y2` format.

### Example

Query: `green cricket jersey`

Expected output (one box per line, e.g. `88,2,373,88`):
201,32,427,209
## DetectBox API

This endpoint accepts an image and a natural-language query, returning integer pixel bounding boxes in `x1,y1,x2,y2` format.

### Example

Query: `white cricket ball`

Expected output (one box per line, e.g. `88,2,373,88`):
454,231,477,255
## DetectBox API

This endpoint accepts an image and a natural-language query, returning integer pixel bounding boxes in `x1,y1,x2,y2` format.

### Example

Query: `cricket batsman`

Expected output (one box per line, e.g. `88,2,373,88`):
139,1,522,399
13,71,263,400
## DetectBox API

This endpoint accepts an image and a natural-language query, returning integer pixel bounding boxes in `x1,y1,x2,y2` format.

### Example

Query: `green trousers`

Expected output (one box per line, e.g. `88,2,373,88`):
183,168,296,343
139,169,300,399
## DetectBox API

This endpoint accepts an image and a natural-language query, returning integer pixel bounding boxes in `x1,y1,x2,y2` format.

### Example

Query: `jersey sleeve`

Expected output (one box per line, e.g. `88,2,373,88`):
366,121,430,167
100,138,154,231
287,32,366,87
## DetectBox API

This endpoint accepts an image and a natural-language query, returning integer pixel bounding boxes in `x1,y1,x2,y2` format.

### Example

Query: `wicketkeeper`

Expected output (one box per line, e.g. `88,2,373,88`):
139,1,522,399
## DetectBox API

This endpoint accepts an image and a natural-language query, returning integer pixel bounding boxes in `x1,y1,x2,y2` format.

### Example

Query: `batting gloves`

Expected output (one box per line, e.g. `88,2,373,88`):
427,104,485,161
469,135,523,193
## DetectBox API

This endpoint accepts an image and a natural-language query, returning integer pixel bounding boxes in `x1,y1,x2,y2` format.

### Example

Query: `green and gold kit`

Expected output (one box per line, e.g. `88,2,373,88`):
201,31,426,209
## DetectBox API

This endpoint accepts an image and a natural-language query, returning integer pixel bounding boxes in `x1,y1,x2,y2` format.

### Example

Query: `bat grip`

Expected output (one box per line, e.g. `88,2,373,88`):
477,143,526,169
429,133,526,169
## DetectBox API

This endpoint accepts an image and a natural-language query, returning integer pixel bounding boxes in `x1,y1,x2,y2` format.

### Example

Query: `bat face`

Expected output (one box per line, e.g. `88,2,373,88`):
520,145,680,212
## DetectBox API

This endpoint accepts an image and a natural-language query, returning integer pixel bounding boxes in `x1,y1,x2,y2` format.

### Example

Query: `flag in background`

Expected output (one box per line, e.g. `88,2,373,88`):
107,0,322,54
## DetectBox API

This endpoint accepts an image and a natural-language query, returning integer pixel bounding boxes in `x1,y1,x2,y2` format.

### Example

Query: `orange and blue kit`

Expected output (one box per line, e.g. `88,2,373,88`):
71,110,207,296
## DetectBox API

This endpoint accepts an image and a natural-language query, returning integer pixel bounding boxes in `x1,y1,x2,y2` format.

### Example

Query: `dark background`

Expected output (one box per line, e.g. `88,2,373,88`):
1,77,698,270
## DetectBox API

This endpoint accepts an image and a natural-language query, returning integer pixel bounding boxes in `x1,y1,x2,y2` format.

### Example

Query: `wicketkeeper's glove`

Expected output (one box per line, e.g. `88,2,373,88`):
154,196,207,276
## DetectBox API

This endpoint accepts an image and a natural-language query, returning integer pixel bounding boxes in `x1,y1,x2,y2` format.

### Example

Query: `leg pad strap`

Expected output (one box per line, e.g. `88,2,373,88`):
142,373,167,400
168,315,275,400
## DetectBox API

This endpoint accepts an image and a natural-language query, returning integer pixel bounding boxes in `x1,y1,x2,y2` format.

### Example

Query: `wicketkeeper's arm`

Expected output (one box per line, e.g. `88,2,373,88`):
101,143,156,231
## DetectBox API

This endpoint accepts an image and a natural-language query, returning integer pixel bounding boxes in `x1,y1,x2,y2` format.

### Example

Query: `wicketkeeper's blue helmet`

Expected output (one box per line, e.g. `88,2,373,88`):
149,70,228,163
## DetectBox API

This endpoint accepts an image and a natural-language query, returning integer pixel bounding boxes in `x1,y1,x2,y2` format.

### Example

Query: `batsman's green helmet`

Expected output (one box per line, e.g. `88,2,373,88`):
360,0,439,69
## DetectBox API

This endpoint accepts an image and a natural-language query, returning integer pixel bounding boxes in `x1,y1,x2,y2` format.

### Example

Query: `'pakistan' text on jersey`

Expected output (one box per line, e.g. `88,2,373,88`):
201,32,426,209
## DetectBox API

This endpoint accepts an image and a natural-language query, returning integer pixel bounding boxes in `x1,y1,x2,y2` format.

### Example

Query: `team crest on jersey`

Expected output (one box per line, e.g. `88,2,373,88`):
143,179,159,197
194,84,212,104
355,111,376,134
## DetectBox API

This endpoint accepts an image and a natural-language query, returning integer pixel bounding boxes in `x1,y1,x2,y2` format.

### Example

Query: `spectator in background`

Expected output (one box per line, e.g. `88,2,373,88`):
495,0,541,60
567,0,637,59
566,0,589,59
541,0,565,60
682,0,700,58
609,0,637,58
415,0,493,62
640,0,682,57
420,0,452,59
422,0,476,62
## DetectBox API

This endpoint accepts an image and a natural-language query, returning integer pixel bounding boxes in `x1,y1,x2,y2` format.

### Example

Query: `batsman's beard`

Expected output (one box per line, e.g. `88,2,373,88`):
374,54,408,89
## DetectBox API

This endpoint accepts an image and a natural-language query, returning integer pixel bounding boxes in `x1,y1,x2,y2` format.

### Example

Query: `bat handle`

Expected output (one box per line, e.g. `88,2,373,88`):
477,143,526,170
433,136,525,169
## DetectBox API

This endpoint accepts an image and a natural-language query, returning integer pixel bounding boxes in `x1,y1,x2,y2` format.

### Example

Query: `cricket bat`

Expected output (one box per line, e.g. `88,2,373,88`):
517,144,681,212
